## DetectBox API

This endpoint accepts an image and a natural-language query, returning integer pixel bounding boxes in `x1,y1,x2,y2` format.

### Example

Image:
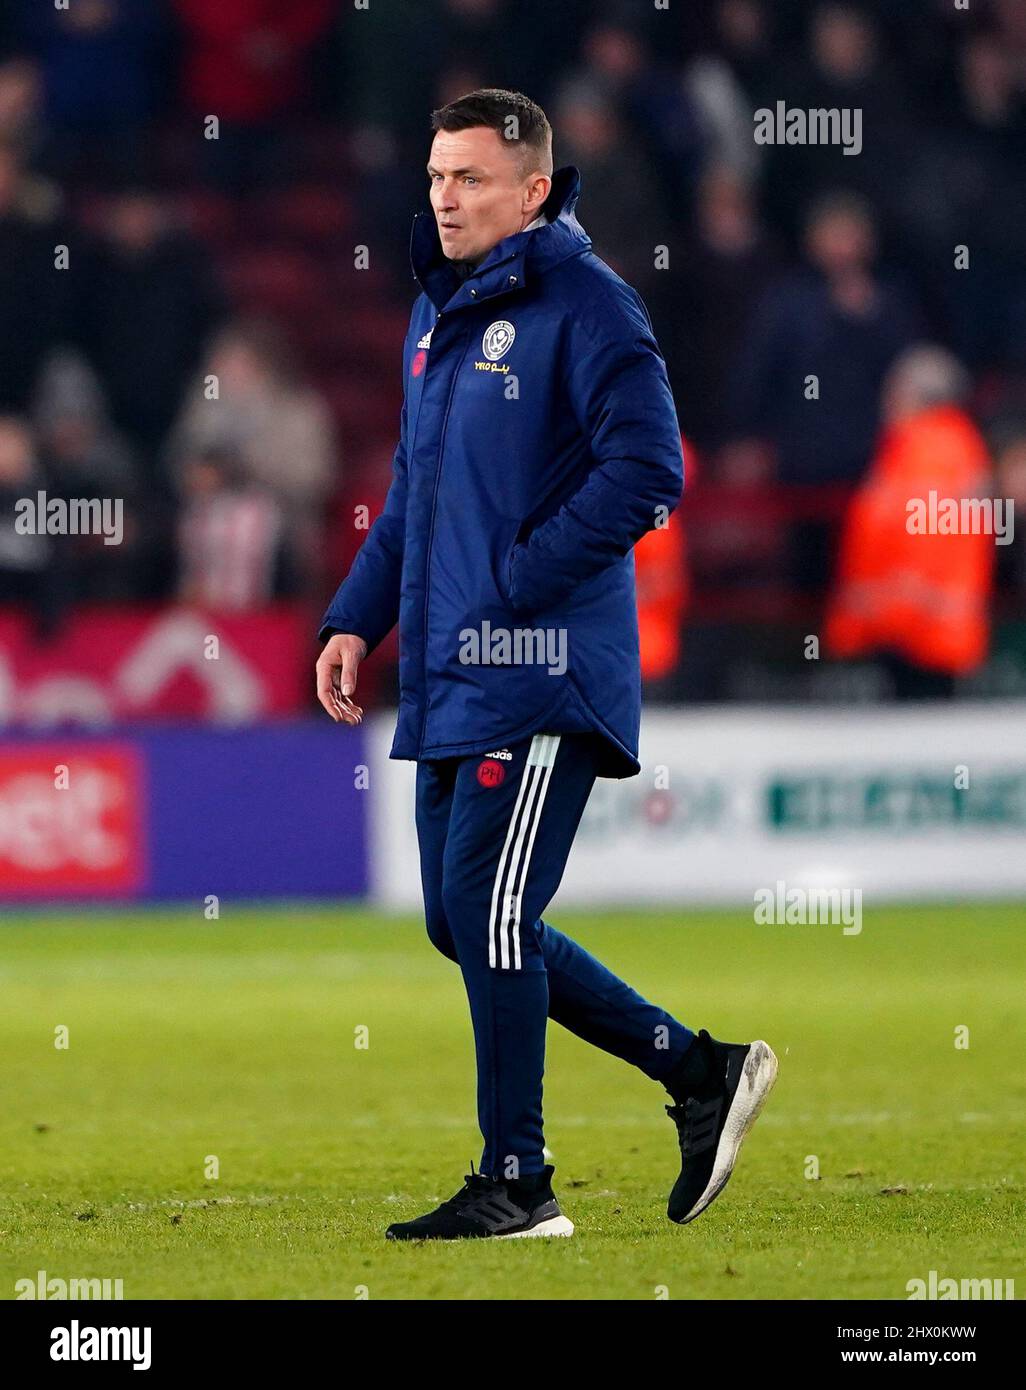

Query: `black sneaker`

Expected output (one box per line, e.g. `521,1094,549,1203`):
665,1029,778,1225
385,1164,574,1241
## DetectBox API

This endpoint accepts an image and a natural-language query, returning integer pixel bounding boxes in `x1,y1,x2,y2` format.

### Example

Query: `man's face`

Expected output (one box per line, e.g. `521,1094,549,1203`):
806,209,874,276
427,125,549,266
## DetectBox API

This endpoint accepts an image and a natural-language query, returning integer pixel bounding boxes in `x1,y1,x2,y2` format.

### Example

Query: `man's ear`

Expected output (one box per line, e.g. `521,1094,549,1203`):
523,173,551,215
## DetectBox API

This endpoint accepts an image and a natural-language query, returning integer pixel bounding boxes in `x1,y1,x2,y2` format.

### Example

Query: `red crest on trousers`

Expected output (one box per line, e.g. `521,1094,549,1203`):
476,758,505,788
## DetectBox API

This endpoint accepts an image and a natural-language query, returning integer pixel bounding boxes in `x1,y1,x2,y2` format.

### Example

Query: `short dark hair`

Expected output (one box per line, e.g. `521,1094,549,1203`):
430,88,553,177
804,188,874,234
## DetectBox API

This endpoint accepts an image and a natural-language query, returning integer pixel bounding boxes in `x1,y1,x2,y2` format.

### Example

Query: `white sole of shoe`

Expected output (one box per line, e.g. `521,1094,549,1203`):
679,1039,779,1225
498,1214,575,1238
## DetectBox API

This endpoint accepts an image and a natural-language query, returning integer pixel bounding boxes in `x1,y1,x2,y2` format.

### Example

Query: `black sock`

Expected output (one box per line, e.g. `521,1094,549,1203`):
509,1165,552,1197
664,1031,712,1104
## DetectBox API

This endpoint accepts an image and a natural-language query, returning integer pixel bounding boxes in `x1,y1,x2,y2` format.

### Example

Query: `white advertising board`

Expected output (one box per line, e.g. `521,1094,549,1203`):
369,704,1026,909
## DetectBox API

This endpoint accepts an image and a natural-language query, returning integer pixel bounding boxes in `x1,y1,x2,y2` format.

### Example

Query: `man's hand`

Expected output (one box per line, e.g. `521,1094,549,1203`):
316,633,368,725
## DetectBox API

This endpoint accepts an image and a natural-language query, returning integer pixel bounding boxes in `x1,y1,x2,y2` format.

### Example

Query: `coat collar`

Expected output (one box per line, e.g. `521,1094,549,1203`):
410,165,591,312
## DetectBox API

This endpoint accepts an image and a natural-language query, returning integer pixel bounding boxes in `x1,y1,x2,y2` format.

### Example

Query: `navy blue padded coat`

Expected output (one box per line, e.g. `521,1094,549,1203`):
319,166,684,778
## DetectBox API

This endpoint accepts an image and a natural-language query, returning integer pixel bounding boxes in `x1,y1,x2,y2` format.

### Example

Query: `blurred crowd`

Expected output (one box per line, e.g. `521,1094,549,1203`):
0,0,1024,697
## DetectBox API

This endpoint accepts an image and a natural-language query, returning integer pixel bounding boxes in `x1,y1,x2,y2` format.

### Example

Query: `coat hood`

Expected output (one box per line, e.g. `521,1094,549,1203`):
410,165,592,311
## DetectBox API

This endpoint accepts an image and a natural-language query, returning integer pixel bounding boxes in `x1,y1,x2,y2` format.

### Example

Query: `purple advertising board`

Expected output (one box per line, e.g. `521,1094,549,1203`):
0,723,369,903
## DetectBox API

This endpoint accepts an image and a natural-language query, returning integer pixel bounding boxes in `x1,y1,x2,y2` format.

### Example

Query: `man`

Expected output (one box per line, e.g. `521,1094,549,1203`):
825,344,994,694
317,89,777,1240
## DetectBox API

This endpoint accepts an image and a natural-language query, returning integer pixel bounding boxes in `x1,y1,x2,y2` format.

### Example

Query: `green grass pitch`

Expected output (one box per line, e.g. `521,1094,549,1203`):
1,903,1023,1300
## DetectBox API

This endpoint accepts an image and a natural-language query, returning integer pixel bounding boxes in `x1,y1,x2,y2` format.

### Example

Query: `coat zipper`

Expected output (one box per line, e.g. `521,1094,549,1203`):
416,322,473,755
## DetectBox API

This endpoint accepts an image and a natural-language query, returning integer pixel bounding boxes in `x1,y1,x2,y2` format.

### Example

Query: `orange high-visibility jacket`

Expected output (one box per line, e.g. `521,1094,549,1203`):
825,404,994,675
635,506,688,681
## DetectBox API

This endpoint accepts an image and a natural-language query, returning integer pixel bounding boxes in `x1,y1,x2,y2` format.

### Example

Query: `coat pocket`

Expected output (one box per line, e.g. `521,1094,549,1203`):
494,519,524,610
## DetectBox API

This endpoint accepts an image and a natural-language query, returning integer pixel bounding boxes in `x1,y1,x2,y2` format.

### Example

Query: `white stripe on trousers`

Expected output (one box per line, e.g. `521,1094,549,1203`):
487,734,561,970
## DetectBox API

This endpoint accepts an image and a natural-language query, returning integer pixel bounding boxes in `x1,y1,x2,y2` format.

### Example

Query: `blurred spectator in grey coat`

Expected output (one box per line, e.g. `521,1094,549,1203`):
170,318,336,594
33,349,136,498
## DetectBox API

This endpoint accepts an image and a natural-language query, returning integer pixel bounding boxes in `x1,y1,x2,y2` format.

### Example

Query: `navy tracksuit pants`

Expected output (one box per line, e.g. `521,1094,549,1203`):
415,729,694,1178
